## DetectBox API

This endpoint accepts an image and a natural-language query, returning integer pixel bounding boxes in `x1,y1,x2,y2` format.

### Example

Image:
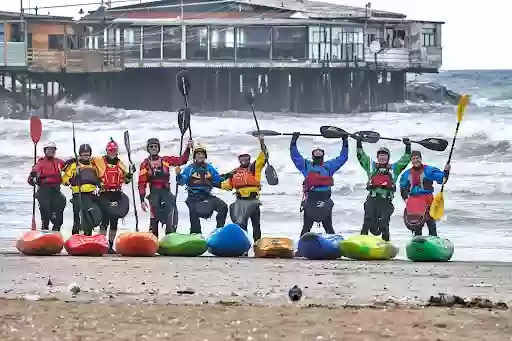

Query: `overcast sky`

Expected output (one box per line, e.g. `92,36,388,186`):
1,0,506,70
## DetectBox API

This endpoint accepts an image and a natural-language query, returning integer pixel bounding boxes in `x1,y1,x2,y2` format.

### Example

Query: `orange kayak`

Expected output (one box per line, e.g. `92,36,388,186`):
115,232,158,257
16,230,64,256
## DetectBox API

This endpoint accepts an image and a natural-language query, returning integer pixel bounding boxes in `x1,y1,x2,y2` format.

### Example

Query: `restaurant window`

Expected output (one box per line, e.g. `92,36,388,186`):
422,28,436,47
48,34,64,50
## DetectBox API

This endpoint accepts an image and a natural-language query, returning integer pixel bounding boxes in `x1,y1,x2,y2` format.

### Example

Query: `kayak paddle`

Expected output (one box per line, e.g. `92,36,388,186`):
246,88,278,186
123,130,139,232
354,131,449,152
30,116,42,231
430,94,470,221
170,70,192,233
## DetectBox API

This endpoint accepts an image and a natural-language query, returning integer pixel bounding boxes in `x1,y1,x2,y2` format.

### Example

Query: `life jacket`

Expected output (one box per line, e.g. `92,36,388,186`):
408,165,434,192
231,166,260,189
69,161,100,187
101,156,125,191
36,157,63,186
187,166,213,187
303,164,333,191
367,164,396,191
146,157,170,185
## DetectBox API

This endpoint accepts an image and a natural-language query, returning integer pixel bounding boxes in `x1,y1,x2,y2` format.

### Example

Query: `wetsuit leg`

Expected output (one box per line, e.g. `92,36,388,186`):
377,198,394,242
71,194,81,235
250,206,261,242
300,213,314,237
322,210,335,234
426,219,437,236
188,208,202,234
413,227,423,236
211,195,228,228
108,218,118,253
36,187,52,230
360,197,374,236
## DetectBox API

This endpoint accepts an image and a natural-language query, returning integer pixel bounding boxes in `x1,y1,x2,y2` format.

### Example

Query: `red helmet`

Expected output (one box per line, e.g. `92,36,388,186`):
106,140,118,153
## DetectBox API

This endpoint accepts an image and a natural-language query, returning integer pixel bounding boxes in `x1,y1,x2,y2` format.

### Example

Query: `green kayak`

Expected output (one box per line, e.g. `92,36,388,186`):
405,236,454,262
158,233,208,257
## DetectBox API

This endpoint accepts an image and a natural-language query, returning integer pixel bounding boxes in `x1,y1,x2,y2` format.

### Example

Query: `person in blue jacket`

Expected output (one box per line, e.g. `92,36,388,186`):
176,144,228,234
290,131,349,236
399,150,450,236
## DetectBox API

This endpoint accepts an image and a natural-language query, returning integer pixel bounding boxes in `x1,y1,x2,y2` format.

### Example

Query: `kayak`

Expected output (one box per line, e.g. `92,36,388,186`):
406,235,454,262
65,234,109,256
115,232,158,257
207,223,251,257
158,233,207,257
254,237,294,258
16,230,64,256
340,234,398,260
296,232,343,260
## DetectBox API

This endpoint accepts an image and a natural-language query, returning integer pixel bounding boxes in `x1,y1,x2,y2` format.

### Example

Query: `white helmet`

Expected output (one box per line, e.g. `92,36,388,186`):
43,141,57,150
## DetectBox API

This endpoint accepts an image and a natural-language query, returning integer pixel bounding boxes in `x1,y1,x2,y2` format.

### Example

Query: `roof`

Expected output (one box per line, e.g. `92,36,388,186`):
0,10,73,21
82,0,407,22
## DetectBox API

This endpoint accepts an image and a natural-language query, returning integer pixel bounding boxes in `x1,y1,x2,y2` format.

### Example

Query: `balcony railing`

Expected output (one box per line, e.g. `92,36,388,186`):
27,48,123,72
0,42,27,67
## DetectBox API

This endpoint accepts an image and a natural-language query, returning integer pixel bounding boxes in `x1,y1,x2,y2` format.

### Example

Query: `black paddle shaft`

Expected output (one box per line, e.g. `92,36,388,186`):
123,130,139,232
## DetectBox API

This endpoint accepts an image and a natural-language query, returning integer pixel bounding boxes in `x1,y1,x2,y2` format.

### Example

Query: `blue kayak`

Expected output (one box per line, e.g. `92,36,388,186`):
207,223,251,257
296,232,343,260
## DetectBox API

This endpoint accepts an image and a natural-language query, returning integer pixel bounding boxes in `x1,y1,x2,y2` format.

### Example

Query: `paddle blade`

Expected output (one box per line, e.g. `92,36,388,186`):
319,126,347,139
356,131,380,143
246,88,256,106
417,138,449,152
30,116,42,144
176,70,190,97
456,94,470,123
265,164,279,186
123,131,131,154
249,130,281,137
178,107,191,135
429,192,444,220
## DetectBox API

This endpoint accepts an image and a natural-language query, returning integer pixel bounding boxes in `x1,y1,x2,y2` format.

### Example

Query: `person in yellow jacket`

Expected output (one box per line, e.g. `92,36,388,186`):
220,135,266,242
62,143,104,236
93,139,136,253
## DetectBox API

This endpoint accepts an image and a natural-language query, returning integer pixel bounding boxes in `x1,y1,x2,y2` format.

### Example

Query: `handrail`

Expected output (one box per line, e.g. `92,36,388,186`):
27,48,123,72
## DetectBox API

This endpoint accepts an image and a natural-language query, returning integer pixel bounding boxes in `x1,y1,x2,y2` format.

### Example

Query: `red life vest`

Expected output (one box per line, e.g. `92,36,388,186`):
101,157,124,191
35,157,64,186
303,165,334,191
367,165,396,191
145,157,170,188
409,165,434,191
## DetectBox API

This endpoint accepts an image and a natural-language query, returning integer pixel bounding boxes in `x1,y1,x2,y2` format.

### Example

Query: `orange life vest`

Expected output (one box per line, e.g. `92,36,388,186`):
231,167,260,189
101,157,125,191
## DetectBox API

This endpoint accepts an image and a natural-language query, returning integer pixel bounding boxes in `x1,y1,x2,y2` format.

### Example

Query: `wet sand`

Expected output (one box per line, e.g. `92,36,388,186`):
0,255,510,340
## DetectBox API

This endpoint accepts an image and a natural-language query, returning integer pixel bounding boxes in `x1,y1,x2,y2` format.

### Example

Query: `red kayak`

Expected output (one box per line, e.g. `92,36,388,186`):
64,234,109,256
16,230,64,256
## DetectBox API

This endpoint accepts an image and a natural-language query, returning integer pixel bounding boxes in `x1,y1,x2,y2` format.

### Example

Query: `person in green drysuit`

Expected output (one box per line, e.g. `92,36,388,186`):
355,135,411,241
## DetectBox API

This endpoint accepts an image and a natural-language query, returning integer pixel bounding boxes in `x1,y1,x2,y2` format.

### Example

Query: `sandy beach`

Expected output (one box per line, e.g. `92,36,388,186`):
0,255,510,340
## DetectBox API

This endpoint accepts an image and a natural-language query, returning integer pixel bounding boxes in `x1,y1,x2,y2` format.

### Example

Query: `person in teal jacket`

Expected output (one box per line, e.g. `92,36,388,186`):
399,150,450,236
356,135,411,241
176,144,228,234
290,131,349,236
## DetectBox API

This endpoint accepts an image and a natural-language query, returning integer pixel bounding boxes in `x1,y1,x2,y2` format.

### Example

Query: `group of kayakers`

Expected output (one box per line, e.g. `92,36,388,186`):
28,127,449,252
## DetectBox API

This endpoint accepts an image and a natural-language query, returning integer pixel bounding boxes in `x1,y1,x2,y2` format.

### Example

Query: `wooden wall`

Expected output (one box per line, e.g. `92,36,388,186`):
28,23,75,49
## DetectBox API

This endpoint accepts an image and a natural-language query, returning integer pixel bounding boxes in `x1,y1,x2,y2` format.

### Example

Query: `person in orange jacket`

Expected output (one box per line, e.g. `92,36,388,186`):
138,137,193,238
94,139,136,253
27,141,67,231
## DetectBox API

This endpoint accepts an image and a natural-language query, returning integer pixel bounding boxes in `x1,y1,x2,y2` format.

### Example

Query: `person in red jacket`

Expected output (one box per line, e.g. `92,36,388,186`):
27,141,66,231
138,137,193,237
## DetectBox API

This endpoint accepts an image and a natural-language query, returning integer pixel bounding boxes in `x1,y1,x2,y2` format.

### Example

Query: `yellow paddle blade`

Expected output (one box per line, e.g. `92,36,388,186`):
429,192,445,221
456,94,470,123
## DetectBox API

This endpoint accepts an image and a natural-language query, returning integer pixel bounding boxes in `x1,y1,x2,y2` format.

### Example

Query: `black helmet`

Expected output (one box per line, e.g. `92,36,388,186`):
79,144,92,154
377,147,390,156
147,138,160,153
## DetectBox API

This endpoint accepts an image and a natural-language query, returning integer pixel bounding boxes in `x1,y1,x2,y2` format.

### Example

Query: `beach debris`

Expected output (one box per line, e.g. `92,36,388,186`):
177,289,196,295
428,293,508,309
47,278,52,286
68,283,81,295
288,285,303,302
